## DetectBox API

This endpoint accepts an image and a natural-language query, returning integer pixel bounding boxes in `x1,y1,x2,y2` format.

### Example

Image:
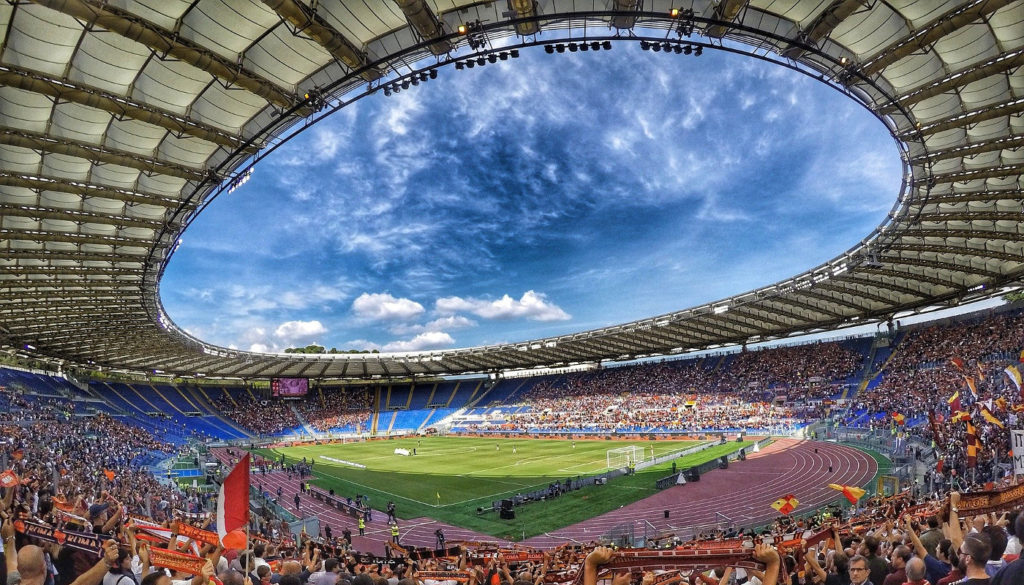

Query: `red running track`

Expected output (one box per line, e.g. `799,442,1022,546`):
212,439,875,555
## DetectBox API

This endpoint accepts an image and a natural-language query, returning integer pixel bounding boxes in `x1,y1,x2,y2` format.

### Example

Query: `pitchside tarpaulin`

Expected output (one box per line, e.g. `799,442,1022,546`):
1012,430,1024,476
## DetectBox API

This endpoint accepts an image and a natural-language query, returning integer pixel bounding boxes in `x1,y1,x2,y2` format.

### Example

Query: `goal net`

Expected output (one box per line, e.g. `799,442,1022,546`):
606,445,643,470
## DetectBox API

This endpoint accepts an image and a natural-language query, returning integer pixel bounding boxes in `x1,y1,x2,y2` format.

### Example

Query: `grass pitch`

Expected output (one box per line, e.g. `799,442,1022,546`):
256,436,755,539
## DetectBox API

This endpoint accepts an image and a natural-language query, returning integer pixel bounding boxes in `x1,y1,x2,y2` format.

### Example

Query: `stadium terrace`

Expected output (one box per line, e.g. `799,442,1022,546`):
3,3,1024,585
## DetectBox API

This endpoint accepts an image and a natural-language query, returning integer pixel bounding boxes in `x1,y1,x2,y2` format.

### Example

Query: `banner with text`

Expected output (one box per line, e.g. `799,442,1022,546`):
1012,430,1024,475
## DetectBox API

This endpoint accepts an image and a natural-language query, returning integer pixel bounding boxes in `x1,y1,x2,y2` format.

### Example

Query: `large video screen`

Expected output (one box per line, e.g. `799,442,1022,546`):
271,378,308,397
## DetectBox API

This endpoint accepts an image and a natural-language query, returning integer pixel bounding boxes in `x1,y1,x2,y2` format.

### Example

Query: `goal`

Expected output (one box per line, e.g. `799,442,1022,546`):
606,445,643,470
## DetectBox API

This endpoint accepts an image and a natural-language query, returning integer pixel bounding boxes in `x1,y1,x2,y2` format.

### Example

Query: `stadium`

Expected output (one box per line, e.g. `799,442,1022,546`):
2,2,1024,585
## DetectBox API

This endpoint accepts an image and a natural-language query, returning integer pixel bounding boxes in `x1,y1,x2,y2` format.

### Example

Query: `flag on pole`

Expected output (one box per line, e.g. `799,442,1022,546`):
947,391,961,413
1005,365,1022,396
771,494,799,515
964,376,978,399
966,422,978,468
979,405,1004,428
950,357,964,370
951,410,971,423
827,484,866,504
217,453,250,549
892,412,906,425
976,363,986,382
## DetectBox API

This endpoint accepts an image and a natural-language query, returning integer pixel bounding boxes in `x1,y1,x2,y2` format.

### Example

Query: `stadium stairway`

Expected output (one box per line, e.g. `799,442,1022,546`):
289,405,319,436
181,385,254,439
462,379,491,407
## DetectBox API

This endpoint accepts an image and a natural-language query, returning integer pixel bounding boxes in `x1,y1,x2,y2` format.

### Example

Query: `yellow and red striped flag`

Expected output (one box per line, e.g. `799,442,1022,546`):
948,391,962,414
966,422,979,468
964,375,978,399
979,405,1004,428
828,484,866,504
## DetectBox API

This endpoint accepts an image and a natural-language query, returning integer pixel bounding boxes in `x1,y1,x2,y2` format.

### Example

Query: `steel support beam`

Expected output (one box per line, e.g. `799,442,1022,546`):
858,0,1016,78
393,0,452,55
781,0,864,57
29,0,300,109
0,127,207,181
261,0,381,81
0,64,253,151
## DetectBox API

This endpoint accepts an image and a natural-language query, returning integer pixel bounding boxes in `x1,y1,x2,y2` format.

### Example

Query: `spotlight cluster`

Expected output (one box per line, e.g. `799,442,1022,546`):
302,88,327,112
453,49,520,70
639,41,703,56
227,168,253,194
542,41,613,54
457,20,488,50
382,69,439,96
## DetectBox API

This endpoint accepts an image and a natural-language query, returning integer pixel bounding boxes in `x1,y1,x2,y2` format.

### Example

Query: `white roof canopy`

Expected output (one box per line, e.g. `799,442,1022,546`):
2,0,1022,378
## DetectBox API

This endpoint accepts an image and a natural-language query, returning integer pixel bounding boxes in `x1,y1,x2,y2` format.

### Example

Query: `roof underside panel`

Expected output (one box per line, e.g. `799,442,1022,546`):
2,0,1023,378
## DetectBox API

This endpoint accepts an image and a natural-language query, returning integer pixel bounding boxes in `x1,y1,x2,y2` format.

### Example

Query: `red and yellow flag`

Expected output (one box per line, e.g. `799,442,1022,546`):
828,484,866,504
979,405,1004,429
950,357,964,370
952,410,971,423
771,494,799,515
948,391,963,414
966,422,979,468
976,363,986,382
892,412,906,425
964,376,978,399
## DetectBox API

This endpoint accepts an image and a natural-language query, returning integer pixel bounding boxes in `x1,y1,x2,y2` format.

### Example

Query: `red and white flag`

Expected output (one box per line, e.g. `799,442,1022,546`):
217,453,250,549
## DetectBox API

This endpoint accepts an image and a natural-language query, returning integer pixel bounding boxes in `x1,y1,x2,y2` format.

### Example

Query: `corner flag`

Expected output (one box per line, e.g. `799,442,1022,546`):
217,453,250,548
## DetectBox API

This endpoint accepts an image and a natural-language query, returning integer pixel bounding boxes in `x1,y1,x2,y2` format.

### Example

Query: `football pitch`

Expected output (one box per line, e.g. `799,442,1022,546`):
255,436,755,539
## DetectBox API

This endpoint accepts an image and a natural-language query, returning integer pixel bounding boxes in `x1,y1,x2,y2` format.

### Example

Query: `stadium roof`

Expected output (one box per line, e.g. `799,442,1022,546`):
1,0,1023,379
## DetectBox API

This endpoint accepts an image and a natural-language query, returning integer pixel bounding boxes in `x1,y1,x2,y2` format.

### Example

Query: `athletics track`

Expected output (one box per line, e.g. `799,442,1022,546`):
213,438,876,555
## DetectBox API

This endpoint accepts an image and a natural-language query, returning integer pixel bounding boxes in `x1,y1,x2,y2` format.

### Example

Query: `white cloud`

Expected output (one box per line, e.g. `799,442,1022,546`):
382,331,456,352
436,290,570,321
274,320,327,344
340,339,381,352
390,315,478,336
312,127,342,160
352,292,425,321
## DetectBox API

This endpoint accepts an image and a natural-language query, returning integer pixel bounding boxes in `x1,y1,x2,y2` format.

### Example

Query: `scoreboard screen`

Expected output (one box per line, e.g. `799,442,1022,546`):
271,378,308,397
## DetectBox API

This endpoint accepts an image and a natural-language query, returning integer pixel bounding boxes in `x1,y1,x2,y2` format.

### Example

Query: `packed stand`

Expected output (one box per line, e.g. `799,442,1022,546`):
221,397,302,437
292,387,372,433
461,341,863,433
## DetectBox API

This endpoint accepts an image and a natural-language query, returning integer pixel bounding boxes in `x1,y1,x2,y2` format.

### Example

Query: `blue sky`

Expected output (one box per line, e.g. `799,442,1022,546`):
160,41,902,354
